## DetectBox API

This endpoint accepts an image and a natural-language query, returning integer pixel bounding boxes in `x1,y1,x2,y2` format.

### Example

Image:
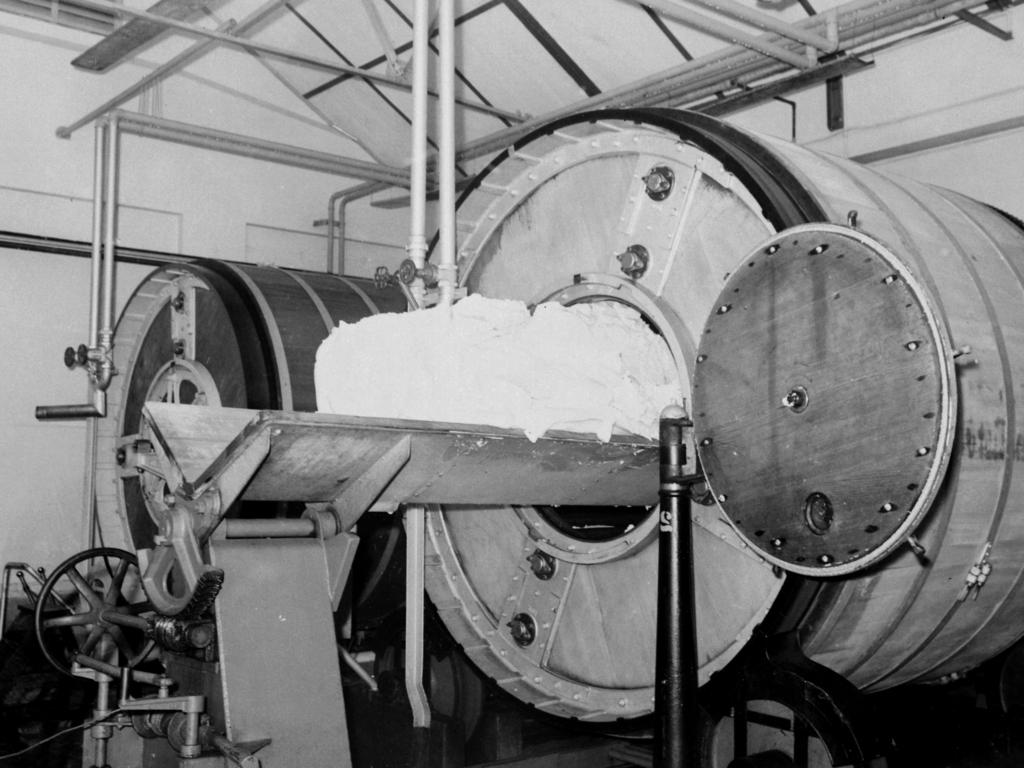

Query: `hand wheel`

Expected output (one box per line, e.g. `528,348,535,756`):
33,547,155,677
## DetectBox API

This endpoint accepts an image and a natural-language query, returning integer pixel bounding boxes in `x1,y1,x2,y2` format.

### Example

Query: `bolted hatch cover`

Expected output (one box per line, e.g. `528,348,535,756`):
692,224,957,576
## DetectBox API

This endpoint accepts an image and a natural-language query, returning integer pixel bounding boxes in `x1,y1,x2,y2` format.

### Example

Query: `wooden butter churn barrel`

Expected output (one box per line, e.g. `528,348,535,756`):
427,108,1024,723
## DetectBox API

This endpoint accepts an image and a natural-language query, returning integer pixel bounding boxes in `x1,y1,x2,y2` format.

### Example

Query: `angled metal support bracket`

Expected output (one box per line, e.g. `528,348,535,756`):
633,0,816,69
66,0,521,124
72,0,217,72
361,0,406,77
680,0,839,53
58,0,289,139
316,434,412,532
955,9,1013,41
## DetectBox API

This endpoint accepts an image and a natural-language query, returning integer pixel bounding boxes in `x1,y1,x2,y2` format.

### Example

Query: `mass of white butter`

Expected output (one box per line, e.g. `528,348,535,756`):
314,294,681,441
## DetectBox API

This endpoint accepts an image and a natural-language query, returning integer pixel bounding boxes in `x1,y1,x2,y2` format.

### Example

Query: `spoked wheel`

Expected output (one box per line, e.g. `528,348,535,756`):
33,548,155,676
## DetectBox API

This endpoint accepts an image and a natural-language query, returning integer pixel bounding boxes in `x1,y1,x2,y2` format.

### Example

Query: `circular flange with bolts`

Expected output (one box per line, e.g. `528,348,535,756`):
693,224,956,576
33,548,155,676
514,274,694,566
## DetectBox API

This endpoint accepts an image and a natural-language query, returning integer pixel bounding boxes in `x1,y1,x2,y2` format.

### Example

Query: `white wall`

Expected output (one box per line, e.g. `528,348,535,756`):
0,12,414,590
0,13,412,264
0,251,153,570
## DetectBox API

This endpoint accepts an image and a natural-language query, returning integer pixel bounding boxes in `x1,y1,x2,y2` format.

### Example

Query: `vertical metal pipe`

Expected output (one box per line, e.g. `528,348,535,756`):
327,181,388,275
327,193,339,274
100,117,118,340
81,418,99,550
97,116,119,391
34,123,112,421
404,505,431,730
335,197,347,276
88,121,106,347
656,405,700,768
436,0,457,307
91,673,112,768
407,0,430,308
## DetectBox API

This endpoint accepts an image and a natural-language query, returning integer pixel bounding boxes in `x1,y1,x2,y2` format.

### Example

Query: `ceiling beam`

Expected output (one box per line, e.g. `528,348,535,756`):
504,0,601,97
360,0,403,75
68,0,523,124
954,9,1013,40
691,54,873,115
627,0,815,69
676,0,838,52
111,111,411,186
59,0,292,139
59,23,231,139
456,0,993,163
72,0,214,71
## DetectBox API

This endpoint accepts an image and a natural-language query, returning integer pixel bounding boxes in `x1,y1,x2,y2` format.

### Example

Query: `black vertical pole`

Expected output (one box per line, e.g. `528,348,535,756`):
656,404,700,768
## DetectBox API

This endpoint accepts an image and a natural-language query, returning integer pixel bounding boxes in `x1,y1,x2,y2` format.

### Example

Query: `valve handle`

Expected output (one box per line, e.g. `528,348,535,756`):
63,343,90,369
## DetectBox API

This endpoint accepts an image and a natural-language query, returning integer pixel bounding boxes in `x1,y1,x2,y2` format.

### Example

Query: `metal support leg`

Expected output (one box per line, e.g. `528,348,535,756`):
656,405,700,768
91,672,114,768
405,504,431,766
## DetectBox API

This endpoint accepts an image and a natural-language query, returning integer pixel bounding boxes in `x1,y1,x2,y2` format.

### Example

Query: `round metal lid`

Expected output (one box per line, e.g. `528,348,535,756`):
693,224,956,576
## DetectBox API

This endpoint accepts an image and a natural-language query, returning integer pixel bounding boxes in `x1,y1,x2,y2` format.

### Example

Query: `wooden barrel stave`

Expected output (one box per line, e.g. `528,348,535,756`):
844,176,1023,687
98,261,404,552
734,132,1024,689
879,189,1024,685
217,263,332,412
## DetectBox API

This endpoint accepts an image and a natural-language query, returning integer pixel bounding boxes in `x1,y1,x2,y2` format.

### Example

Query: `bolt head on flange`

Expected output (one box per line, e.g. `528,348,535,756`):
508,613,537,647
643,165,675,201
617,244,650,280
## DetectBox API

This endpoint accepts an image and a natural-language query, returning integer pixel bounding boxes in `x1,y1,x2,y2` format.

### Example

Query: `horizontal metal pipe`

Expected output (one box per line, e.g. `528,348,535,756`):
679,0,839,52
328,181,387,274
57,22,235,139
110,111,411,186
66,0,519,125
35,388,107,420
35,402,105,420
456,0,989,163
692,55,872,115
651,0,992,106
68,0,414,88
222,518,317,538
73,652,164,685
851,114,1024,164
631,0,813,69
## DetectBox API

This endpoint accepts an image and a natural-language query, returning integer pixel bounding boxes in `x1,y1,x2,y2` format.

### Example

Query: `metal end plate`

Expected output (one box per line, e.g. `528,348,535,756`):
692,224,956,576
